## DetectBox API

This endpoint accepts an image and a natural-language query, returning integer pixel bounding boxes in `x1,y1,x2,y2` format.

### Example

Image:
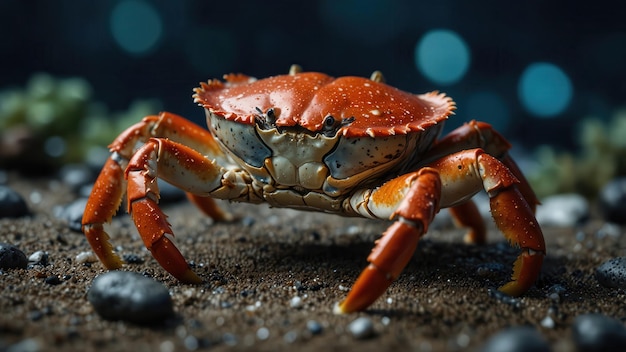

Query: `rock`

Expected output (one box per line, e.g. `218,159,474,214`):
599,177,626,224
535,193,589,227
58,164,95,193
480,326,551,352
572,313,626,352
87,271,174,324
0,243,28,270
595,257,626,289
0,185,30,218
54,198,88,232
348,317,374,339
28,251,49,266
306,320,323,335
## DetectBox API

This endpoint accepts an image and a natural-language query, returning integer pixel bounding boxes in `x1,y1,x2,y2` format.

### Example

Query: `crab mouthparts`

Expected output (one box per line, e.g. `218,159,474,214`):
254,107,355,137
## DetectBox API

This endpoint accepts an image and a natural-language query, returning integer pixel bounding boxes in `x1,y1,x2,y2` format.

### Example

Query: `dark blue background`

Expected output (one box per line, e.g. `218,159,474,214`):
2,0,624,150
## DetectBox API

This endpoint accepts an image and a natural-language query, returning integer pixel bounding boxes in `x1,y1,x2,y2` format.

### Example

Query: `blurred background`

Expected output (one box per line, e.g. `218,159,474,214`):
1,0,625,199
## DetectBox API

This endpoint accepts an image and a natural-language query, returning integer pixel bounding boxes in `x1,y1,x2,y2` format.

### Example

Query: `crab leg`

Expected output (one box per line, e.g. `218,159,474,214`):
429,120,540,212
82,112,230,274
338,148,545,313
449,200,486,245
336,168,442,314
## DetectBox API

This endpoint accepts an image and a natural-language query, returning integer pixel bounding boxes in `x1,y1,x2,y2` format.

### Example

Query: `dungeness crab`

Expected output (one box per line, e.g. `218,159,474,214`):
82,65,545,313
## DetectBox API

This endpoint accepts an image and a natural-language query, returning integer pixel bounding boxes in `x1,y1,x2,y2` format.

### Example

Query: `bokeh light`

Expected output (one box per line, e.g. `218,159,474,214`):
518,62,573,118
415,29,470,86
464,91,511,132
110,0,163,56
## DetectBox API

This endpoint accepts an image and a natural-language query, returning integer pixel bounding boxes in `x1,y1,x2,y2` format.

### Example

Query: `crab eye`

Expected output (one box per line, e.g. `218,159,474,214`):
266,108,276,121
324,115,336,127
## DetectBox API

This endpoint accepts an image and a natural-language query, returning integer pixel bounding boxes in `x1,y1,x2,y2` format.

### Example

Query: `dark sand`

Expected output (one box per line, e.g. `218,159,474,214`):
1,177,625,351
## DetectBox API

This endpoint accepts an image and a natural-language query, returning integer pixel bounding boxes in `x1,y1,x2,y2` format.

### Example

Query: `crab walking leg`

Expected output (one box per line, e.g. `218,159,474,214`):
431,149,546,296
125,137,246,283
336,168,442,314
429,120,540,212
82,112,231,272
449,200,487,245
82,156,127,269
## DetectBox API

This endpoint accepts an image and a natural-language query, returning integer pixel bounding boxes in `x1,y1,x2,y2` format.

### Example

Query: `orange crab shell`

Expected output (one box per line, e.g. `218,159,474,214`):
193,71,455,138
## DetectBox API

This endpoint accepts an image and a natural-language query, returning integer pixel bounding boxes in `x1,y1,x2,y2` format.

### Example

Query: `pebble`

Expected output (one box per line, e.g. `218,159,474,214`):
289,296,303,308
87,271,174,324
75,251,97,264
572,313,626,352
595,257,626,289
0,243,28,270
54,198,88,232
599,177,626,224
348,317,375,339
0,185,30,218
58,164,95,193
306,320,323,335
480,326,551,352
535,193,589,227
28,251,49,266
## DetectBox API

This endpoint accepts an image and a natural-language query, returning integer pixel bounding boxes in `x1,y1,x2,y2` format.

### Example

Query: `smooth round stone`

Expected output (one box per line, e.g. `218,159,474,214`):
348,317,374,339
0,185,30,218
599,178,626,224
535,193,589,227
480,327,551,352
87,271,174,324
572,314,626,352
54,198,88,232
58,164,95,193
596,257,626,289
0,243,28,270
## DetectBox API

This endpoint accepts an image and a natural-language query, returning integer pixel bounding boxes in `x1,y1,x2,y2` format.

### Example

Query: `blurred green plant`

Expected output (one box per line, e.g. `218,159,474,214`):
0,73,160,172
528,109,626,199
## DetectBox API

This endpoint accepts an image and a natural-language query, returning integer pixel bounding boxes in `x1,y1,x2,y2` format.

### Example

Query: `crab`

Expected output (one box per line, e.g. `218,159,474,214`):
82,65,545,314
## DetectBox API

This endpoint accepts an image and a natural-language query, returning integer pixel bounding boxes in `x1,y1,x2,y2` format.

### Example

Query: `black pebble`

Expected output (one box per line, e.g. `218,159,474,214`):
87,271,174,324
599,177,626,224
0,185,30,218
122,253,144,264
595,257,626,289
481,326,551,352
572,313,626,352
0,243,28,270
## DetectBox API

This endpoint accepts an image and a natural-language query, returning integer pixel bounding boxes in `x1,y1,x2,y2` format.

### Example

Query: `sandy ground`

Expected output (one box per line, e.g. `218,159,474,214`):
1,176,625,351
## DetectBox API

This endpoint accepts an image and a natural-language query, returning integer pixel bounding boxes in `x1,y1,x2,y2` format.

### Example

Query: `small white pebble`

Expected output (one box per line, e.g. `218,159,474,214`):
29,191,42,204
28,251,46,263
75,251,97,264
386,297,393,304
159,340,175,352
215,316,225,326
290,296,303,308
456,333,470,348
541,315,555,329
256,327,270,340
348,317,374,339
381,316,391,326
283,330,298,343
338,285,349,291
